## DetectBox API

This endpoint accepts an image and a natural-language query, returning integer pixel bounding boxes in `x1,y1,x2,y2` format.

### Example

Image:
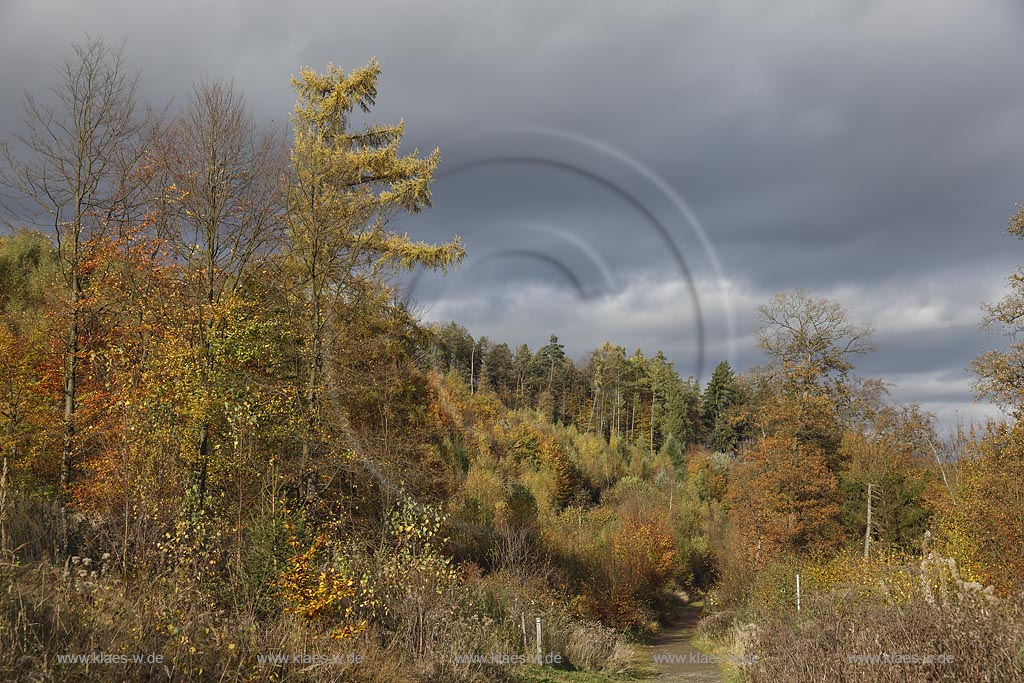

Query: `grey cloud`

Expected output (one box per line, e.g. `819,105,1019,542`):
2,0,1022,429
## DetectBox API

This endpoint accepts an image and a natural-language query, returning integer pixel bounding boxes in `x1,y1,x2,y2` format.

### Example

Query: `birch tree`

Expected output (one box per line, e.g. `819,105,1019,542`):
1,38,144,550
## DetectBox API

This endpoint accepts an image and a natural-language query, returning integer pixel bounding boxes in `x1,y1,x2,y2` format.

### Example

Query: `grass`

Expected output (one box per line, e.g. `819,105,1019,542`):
690,633,746,683
515,639,656,683
515,664,653,683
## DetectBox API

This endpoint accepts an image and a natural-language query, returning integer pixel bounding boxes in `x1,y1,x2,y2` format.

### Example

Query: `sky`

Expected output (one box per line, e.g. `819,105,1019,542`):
1,0,1022,430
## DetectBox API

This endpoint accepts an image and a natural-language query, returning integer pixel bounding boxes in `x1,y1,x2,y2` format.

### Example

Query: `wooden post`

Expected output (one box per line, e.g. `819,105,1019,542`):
796,573,801,613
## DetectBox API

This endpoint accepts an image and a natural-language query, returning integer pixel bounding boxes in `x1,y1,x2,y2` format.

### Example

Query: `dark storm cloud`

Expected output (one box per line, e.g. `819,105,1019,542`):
2,0,1022,427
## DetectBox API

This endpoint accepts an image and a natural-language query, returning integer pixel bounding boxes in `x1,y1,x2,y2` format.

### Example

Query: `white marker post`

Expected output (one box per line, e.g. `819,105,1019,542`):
796,573,801,613
535,617,542,663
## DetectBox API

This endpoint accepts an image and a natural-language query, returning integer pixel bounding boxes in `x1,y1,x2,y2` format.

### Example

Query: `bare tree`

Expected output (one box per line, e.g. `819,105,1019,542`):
147,78,285,508
757,289,877,392
1,37,144,551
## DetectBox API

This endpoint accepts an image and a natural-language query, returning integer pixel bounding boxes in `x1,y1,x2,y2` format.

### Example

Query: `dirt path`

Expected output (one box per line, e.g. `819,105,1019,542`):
649,601,723,683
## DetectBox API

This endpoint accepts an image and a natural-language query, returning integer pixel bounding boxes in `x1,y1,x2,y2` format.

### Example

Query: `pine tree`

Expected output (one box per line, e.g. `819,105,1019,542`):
533,334,567,420
482,342,515,400
512,344,534,409
702,361,738,453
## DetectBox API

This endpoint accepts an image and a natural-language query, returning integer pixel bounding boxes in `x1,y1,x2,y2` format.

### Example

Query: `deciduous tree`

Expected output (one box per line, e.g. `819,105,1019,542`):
1,38,144,549
971,208,1024,415
757,289,876,394
148,77,285,507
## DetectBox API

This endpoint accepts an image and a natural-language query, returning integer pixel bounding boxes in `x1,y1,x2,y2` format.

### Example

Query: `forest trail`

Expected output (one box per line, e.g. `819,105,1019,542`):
649,599,723,683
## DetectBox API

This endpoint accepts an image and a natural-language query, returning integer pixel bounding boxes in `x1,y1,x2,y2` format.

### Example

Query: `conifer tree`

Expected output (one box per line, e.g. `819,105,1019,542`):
702,361,739,453
284,60,464,493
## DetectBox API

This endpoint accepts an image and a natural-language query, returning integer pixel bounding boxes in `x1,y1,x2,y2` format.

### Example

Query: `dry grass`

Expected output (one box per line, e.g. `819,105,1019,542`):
541,611,621,671
743,592,1024,682
696,533,1024,682
0,548,633,682
0,554,501,682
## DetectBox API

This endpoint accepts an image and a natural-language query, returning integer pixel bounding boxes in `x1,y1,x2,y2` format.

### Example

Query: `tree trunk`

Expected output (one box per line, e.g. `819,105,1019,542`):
59,275,80,554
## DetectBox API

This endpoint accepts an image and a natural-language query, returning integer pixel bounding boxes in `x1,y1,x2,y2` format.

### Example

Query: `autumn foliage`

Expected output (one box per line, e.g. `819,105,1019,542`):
728,433,841,562
0,37,1021,683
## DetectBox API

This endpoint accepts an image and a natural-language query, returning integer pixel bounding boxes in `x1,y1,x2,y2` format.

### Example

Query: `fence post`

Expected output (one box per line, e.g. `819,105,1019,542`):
535,617,542,663
796,573,801,613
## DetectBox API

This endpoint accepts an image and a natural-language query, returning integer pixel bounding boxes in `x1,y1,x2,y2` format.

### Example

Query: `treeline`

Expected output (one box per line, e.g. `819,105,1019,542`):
425,324,743,458
426,314,950,560
425,297,944,561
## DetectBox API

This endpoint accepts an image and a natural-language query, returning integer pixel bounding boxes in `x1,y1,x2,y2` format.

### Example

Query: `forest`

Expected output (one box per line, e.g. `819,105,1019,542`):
0,38,1022,682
